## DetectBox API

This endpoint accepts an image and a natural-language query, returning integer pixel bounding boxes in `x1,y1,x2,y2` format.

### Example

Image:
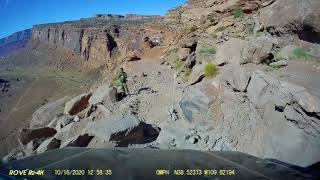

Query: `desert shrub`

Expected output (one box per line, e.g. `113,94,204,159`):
173,58,184,70
233,8,244,18
290,48,311,60
111,76,121,87
207,14,216,24
198,47,216,54
204,63,218,76
189,25,197,32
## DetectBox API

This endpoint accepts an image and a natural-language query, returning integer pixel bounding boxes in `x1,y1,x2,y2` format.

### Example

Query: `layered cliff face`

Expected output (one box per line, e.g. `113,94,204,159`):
0,29,32,58
31,14,162,68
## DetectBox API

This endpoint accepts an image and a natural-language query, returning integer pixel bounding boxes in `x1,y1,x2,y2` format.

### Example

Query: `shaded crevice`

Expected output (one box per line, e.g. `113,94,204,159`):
190,74,205,86
300,107,320,121
275,105,285,112
293,25,320,44
61,30,65,46
244,76,252,93
79,29,84,53
106,33,118,58
218,62,227,67
47,29,50,41
47,138,61,150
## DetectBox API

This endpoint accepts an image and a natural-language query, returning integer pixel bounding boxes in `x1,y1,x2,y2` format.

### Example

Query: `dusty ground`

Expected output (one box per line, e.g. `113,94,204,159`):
114,47,186,125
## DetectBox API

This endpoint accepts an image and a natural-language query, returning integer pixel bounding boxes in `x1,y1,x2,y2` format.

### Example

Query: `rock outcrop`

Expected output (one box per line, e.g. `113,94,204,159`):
64,93,92,115
2,0,320,171
84,115,160,147
31,14,161,68
259,0,320,43
30,97,68,128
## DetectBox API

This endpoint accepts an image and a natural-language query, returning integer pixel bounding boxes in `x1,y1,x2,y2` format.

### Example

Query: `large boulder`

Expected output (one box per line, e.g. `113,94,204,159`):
215,38,249,65
215,88,265,156
179,84,215,122
215,38,273,65
19,127,57,145
53,117,93,146
244,36,273,64
64,93,92,115
87,104,111,120
89,85,118,105
245,70,320,166
259,0,320,43
84,115,160,147
54,114,74,131
30,97,68,128
222,64,251,92
189,64,205,85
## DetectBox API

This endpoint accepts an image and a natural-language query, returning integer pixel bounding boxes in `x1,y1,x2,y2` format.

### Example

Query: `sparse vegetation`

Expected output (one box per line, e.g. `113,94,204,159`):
173,58,184,70
112,75,121,87
264,65,281,72
182,69,192,82
233,8,244,18
290,48,311,60
204,63,218,77
198,47,216,54
216,26,226,32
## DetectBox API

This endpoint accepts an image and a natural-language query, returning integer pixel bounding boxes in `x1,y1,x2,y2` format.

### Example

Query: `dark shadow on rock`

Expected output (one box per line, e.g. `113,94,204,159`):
293,25,320,44
110,122,161,147
47,138,61,150
69,94,92,115
190,74,205,86
67,134,94,147
116,92,126,101
19,127,57,145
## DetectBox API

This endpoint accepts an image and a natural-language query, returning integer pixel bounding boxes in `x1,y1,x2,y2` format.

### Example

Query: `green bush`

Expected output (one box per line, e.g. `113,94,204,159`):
204,63,218,76
290,48,311,60
233,8,244,18
198,47,216,54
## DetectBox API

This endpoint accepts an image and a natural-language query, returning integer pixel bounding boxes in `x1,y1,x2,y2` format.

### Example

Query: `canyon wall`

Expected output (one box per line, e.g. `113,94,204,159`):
31,14,162,68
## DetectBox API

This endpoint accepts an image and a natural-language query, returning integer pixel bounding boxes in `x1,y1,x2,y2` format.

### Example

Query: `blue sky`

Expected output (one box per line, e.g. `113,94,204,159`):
0,0,186,38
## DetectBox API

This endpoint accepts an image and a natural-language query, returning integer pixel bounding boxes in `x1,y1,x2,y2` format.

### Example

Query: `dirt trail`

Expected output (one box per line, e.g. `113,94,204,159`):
121,47,185,125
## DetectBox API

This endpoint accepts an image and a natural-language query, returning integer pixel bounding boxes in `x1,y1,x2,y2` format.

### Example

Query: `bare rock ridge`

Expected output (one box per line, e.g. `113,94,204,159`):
0,29,31,58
